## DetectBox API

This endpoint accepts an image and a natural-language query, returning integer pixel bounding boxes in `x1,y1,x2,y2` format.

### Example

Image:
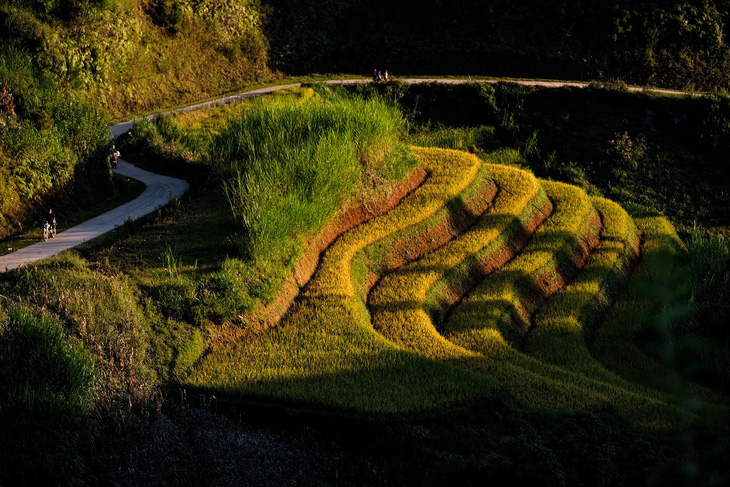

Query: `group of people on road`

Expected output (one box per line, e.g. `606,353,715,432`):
373,69,390,83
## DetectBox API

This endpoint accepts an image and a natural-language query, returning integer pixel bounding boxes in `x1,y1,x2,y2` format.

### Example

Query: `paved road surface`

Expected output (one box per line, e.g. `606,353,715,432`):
0,159,188,272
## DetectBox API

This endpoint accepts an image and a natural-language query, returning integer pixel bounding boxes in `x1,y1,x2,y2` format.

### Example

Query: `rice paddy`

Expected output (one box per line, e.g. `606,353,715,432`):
185,146,729,431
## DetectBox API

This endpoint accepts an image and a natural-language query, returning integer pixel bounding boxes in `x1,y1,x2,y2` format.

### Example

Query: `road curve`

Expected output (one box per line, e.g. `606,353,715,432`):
0,159,188,272
2,76,693,272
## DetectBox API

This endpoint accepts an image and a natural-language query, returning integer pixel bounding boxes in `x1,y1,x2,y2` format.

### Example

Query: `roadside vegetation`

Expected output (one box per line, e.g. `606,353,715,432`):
0,46,112,239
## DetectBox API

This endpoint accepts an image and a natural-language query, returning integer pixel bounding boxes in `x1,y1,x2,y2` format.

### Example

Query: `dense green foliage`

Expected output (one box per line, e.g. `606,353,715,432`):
0,46,112,238
264,0,730,90
0,0,271,118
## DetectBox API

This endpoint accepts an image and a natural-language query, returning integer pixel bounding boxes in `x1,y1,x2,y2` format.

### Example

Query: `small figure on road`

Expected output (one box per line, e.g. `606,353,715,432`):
373,68,378,82
384,70,389,82
45,208,57,238
111,145,121,169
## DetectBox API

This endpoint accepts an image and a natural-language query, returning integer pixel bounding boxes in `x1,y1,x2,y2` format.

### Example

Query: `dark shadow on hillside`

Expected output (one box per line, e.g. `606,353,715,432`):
183,347,730,486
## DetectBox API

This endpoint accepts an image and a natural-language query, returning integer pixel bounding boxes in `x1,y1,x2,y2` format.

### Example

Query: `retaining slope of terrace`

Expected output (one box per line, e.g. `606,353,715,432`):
187,147,728,428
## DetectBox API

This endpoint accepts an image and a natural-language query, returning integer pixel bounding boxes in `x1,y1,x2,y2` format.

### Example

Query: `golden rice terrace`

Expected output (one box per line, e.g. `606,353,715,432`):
186,146,729,431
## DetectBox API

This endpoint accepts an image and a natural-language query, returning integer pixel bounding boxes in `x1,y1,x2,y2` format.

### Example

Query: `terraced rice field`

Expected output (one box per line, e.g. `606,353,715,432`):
187,147,729,429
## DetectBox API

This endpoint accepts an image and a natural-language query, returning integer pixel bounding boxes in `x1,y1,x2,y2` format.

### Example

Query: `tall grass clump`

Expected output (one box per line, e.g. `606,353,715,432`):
0,305,96,485
407,126,498,152
209,92,410,261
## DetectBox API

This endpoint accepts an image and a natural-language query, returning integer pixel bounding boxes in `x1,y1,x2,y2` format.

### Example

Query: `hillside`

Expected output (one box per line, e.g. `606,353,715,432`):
2,87,729,485
0,0,274,239
0,0,272,118
2,2,730,484
265,0,730,91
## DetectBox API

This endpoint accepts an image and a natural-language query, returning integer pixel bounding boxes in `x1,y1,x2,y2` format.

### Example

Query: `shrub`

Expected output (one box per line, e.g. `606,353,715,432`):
147,0,185,33
0,305,96,485
607,131,647,172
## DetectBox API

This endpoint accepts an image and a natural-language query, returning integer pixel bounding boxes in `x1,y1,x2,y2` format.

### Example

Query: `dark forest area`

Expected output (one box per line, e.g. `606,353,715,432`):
265,0,730,90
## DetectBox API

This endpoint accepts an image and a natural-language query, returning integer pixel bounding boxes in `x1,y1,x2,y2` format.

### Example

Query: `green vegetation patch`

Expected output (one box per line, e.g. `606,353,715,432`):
2,253,156,405
0,305,95,485
593,213,728,407
0,46,112,239
213,90,411,260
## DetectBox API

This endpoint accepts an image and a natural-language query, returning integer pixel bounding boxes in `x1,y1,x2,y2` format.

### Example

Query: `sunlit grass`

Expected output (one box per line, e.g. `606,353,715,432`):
211,89,411,262
407,126,499,152
521,197,641,382
370,155,548,359
444,181,601,350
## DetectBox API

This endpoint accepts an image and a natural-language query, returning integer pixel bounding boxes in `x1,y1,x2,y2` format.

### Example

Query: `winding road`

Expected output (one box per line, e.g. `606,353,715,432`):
0,160,188,272
0,77,694,273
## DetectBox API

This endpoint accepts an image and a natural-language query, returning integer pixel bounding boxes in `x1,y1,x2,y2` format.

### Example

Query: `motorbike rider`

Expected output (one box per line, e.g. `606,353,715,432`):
45,208,57,236
111,144,121,168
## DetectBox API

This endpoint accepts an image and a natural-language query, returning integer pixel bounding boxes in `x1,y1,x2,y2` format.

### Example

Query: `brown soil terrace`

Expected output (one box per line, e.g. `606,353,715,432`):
209,167,428,348
506,206,603,349
358,169,498,292
426,187,554,325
